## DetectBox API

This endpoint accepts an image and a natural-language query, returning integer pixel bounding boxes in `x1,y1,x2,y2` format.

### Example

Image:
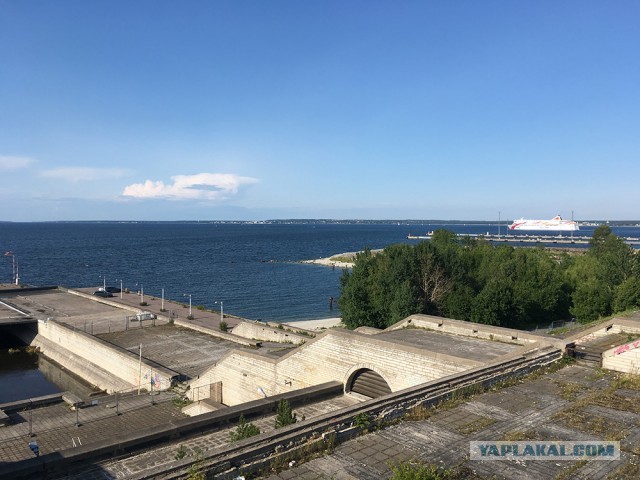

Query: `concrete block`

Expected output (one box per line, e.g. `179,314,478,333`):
62,392,84,408
0,409,8,426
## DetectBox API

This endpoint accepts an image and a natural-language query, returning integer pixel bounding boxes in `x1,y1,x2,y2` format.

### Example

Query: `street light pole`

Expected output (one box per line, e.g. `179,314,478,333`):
138,344,142,395
141,283,144,305
120,279,123,299
161,288,165,311
184,294,192,318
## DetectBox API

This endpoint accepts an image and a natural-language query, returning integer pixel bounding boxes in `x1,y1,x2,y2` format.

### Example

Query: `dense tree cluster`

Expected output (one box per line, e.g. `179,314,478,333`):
339,226,640,330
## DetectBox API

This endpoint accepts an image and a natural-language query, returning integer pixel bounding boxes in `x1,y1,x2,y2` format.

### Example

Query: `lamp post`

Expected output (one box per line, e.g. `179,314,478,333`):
184,294,192,318
161,288,165,311
141,283,144,305
215,300,224,322
99,275,106,291
116,279,123,299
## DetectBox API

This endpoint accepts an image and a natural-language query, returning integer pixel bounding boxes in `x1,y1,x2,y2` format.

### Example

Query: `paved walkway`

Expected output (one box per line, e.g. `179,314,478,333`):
263,363,640,480
0,391,182,464
54,395,360,479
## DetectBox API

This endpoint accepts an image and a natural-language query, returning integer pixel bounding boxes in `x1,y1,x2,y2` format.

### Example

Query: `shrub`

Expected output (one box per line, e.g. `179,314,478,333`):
229,414,260,441
219,320,228,332
353,412,371,430
275,399,297,429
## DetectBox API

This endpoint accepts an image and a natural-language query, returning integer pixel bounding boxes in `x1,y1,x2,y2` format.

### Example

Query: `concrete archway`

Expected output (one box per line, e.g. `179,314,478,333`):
346,368,392,398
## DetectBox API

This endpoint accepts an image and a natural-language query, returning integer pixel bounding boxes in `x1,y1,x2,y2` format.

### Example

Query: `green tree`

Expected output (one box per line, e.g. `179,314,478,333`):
613,276,640,312
274,399,297,429
570,279,612,323
340,249,381,329
471,279,515,326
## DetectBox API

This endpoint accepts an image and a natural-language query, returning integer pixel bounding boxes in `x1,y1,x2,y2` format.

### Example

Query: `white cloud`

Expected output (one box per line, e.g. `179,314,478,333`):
122,173,259,201
40,167,131,183
0,155,36,171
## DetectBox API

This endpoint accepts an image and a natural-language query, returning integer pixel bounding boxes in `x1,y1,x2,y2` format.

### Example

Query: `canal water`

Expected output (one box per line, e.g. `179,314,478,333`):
0,335,98,404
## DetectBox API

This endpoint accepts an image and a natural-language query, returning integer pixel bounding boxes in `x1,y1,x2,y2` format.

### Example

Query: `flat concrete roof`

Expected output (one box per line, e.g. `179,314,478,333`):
2,289,132,322
98,325,251,379
376,328,521,362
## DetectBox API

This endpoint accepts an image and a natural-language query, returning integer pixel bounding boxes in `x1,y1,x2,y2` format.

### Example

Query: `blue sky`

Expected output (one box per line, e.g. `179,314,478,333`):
1,1,638,221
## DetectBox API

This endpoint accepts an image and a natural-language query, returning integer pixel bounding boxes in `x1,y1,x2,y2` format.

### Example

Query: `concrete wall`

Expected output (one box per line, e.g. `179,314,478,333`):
172,318,258,347
231,322,309,345
571,317,640,346
32,319,178,393
602,338,640,374
388,314,553,346
188,328,480,406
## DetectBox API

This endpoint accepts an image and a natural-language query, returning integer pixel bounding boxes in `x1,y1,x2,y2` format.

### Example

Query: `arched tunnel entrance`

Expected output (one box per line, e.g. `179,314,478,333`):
347,368,392,399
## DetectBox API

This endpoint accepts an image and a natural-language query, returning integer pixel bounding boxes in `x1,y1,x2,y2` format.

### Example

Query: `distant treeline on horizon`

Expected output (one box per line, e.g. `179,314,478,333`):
1,219,640,226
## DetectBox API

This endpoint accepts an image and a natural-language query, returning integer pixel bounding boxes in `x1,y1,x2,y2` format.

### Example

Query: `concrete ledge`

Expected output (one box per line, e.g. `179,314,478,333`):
0,285,59,294
231,322,309,345
0,393,63,413
62,392,84,408
173,318,259,347
0,409,9,426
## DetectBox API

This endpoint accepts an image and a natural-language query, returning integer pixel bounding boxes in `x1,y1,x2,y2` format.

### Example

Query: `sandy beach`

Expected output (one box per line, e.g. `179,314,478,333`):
301,253,356,269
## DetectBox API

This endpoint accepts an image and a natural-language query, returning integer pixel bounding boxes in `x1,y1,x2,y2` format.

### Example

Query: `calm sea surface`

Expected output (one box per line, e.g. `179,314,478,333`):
1,221,639,402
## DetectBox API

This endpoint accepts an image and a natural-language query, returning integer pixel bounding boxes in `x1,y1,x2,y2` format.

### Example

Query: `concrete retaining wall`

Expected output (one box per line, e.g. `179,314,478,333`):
571,317,640,345
389,314,553,346
189,328,480,405
33,319,178,393
172,318,258,347
602,338,640,374
231,322,309,345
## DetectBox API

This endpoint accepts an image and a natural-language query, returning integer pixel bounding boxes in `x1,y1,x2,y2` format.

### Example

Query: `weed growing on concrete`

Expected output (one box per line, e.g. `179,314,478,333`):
458,416,496,435
229,414,261,442
404,404,433,421
139,301,148,307
588,367,608,381
186,450,206,480
353,412,371,431
388,460,480,480
556,381,585,401
172,396,192,408
175,444,187,460
612,373,640,391
219,320,228,332
607,459,640,480
187,314,194,320
501,429,543,442
258,432,336,477
196,305,206,311
554,459,588,480
389,461,446,480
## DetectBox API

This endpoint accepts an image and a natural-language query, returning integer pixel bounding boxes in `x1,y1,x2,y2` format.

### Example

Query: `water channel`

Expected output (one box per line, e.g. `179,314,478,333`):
0,335,97,404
